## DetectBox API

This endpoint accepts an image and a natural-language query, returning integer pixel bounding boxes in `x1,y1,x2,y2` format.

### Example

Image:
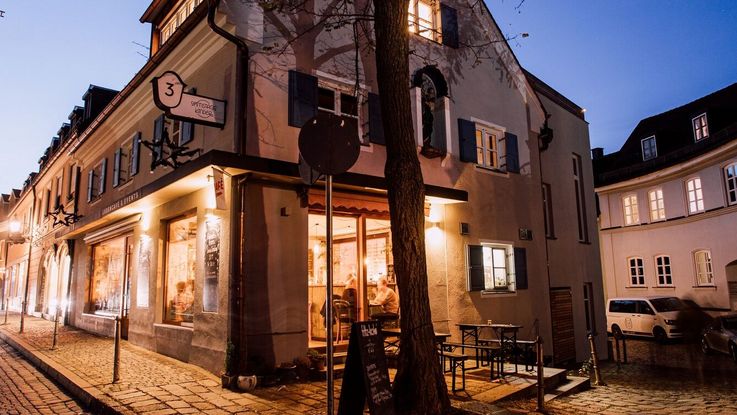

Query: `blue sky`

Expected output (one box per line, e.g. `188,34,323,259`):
0,1,736,193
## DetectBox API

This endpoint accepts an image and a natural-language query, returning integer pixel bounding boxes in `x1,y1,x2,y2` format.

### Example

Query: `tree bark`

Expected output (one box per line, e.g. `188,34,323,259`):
373,2,450,414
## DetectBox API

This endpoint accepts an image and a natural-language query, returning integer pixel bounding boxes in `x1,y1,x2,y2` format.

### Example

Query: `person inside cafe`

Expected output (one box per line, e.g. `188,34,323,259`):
370,277,399,325
341,274,358,320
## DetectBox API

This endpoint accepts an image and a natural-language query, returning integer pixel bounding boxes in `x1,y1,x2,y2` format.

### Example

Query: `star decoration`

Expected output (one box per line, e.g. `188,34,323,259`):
141,125,201,172
49,204,81,228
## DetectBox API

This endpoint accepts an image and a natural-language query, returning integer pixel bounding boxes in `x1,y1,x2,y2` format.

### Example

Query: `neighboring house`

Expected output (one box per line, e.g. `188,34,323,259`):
1,0,604,375
594,82,737,313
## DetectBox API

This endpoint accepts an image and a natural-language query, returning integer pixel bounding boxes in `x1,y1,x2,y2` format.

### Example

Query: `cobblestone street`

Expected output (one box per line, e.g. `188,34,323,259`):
504,338,737,414
0,338,89,414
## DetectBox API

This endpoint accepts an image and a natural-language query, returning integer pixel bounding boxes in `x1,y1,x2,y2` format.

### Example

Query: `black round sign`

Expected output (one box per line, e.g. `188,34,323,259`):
298,112,361,176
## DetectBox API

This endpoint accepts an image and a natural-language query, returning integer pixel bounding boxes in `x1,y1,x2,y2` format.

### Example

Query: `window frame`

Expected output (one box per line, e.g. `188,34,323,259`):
163,212,198,327
159,0,204,46
628,256,645,287
692,113,709,142
474,124,504,170
641,135,657,161
655,255,673,286
648,188,666,222
88,235,129,317
724,163,737,206
685,177,704,214
316,80,364,143
408,0,440,42
693,249,714,287
622,194,640,226
572,153,589,242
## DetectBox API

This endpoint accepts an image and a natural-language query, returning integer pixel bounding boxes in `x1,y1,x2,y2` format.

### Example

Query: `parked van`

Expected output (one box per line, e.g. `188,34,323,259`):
606,296,685,342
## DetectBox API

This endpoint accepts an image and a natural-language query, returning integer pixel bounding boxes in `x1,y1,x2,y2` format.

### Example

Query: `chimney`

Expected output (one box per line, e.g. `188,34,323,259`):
591,147,604,160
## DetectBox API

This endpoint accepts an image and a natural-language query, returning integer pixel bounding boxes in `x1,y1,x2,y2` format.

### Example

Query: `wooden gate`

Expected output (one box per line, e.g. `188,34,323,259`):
550,288,576,365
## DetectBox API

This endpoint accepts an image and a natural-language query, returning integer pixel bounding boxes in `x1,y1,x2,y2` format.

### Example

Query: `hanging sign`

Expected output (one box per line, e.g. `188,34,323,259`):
212,168,226,210
152,71,226,128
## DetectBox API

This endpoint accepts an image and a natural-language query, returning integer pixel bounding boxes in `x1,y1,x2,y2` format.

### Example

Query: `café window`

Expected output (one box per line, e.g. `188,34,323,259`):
90,236,127,316
164,214,197,326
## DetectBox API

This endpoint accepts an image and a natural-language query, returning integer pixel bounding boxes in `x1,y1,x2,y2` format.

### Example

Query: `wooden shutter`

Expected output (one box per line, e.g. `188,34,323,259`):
514,247,528,289
458,118,477,162
180,121,194,145
113,149,122,187
152,115,165,169
288,70,318,127
130,132,141,176
99,158,107,194
505,132,520,173
468,245,485,291
368,93,386,145
87,170,95,202
440,4,459,48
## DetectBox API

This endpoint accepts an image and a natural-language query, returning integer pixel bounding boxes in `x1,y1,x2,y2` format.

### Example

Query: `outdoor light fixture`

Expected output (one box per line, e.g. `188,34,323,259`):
427,204,442,225
9,219,21,234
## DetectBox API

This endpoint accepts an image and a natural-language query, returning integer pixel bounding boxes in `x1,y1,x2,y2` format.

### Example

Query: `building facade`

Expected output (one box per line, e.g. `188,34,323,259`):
595,83,737,313
1,0,605,375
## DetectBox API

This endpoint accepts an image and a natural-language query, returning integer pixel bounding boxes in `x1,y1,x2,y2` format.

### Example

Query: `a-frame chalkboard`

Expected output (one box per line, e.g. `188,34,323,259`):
337,321,395,415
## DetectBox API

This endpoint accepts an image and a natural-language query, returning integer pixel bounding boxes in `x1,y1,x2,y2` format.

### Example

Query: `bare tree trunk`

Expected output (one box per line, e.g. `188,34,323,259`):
373,2,450,414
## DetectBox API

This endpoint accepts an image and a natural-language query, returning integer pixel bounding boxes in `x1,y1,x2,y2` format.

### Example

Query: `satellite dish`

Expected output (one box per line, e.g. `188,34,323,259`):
298,112,361,176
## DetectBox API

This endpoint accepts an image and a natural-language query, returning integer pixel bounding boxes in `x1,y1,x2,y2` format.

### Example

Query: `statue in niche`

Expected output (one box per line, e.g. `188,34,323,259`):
419,73,444,158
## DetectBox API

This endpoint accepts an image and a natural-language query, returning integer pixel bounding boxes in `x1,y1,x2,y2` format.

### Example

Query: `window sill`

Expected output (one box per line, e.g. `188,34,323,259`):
115,179,134,192
578,240,592,245
81,312,115,320
692,285,717,289
474,165,508,177
625,286,648,289
651,286,675,289
480,290,517,298
155,322,194,331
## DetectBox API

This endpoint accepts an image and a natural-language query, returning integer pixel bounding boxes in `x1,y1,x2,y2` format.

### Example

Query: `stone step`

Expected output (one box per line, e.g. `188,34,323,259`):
543,375,591,402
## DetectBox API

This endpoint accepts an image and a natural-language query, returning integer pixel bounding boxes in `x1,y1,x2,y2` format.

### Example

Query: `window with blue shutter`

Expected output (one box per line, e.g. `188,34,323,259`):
113,149,122,188
468,245,485,291
440,4,459,48
514,247,528,289
505,132,520,173
152,115,165,170
87,170,95,202
458,118,477,162
368,93,385,145
180,121,194,145
288,70,318,127
99,158,107,194
130,132,141,176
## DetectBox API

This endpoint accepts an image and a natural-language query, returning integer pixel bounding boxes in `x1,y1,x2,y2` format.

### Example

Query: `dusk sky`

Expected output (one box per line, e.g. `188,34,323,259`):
0,1,736,193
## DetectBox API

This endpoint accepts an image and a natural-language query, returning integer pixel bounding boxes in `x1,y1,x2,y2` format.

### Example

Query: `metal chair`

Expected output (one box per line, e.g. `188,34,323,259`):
333,300,353,342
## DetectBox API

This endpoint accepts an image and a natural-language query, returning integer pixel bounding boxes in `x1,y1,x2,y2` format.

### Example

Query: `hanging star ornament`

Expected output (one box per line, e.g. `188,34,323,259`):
49,204,81,227
141,124,201,172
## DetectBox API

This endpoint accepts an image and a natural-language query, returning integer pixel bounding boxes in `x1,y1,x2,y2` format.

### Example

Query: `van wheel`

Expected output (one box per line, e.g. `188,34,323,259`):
653,326,667,344
730,343,737,363
612,325,624,339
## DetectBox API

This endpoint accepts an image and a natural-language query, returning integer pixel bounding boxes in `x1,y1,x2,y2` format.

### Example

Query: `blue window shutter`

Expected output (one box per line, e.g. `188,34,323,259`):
514,247,528,289
288,70,318,127
113,149,121,187
458,118,476,162
505,132,520,173
152,115,165,168
130,132,141,176
368,93,385,145
180,122,194,145
99,158,107,194
87,170,95,202
440,4,459,48
468,245,485,291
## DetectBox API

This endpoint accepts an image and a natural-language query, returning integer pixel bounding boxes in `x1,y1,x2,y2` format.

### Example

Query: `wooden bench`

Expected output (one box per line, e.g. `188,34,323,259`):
439,351,469,391
479,338,538,371
439,342,503,380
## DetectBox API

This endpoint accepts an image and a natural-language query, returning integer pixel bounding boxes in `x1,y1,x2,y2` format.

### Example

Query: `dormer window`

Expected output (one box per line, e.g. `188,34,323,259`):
160,0,204,46
693,113,709,141
641,136,657,161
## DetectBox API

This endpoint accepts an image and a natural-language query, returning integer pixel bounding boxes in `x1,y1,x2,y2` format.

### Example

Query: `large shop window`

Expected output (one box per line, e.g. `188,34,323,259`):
165,215,197,326
90,236,127,316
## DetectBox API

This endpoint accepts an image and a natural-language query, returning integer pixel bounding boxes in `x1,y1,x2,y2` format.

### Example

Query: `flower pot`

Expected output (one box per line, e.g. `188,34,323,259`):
221,374,237,389
237,375,258,391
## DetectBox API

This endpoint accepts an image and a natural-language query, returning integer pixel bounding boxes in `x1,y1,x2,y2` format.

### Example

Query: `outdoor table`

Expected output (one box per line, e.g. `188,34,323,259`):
491,324,522,376
381,328,451,354
456,323,523,374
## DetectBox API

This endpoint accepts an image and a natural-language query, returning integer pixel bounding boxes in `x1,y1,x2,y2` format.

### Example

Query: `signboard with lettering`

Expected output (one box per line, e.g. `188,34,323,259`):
212,167,226,210
338,321,395,415
203,219,220,312
152,71,226,128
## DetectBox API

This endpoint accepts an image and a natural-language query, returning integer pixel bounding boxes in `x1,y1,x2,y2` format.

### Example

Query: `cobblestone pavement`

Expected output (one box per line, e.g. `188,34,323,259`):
503,338,737,414
0,338,89,414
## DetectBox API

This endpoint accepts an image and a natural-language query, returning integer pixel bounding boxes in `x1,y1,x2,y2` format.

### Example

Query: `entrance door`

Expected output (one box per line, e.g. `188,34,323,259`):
550,288,576,364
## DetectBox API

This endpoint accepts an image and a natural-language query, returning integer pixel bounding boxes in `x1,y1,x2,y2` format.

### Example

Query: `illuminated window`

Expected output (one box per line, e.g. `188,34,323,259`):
686,177,704,214
693,113,709,141
622,194,639,225
164,215,197,326
408,0,438,41
694,250,713,286
475,126,500,169
90,236,127,316
648,189,665,221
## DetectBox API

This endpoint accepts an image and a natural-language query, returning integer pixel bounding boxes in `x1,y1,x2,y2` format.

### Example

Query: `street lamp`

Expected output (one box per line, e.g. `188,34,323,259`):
8,219,21,235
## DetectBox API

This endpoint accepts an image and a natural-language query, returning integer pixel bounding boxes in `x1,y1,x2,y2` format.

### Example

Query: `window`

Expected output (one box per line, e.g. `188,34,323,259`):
159,0,204,45
686,177,704,214
572,154,589,242
694,250,714,286
693,113,709,141
622,194,639,225
113,144,129,188
87,159,107,202
609,300,636,314
648,189,665,221
165,215,197,326
724,163,737,205
641,136,657,161
475,125,502,169
468,244,518,292
655,255,672,286
67,164,78,201
317,86,358,119
54,175,62,210
583,282,596,334
628,257,645,286
90,236,127,316
542,183,555,238
408,0,438,41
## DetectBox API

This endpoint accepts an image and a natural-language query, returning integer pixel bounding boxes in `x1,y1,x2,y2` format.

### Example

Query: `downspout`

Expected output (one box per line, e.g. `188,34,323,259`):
207,0,250,375
20,185,37,333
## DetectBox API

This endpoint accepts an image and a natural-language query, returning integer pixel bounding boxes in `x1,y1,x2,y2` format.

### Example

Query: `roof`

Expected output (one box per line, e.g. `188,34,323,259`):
595,82,737,187
523,69,585,121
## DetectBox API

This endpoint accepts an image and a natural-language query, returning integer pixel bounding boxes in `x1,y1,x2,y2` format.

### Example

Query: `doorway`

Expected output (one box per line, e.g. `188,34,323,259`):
550,287,576,365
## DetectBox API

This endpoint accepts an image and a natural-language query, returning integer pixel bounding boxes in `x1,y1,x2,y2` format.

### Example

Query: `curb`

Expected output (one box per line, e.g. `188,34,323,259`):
0,327,123,415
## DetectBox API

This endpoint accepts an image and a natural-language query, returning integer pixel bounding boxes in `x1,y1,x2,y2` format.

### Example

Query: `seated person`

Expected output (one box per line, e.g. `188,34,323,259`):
370,277,399,323
341,274,358,320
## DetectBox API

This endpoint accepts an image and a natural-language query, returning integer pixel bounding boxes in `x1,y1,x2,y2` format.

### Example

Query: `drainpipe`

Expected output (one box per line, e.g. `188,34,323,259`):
207,0,250,375
20,185,37,334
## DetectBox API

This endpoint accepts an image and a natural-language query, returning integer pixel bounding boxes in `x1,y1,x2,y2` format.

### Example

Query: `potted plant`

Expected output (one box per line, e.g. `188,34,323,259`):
221,340,237,389
307,349,326,371
294,356,312,381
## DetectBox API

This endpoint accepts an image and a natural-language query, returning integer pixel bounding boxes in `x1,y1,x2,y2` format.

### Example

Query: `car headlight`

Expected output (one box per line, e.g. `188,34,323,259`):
664,319,677,325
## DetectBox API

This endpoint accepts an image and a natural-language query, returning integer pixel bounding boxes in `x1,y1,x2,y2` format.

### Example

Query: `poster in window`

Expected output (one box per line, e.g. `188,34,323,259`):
203,219,220,312
136,237,151,308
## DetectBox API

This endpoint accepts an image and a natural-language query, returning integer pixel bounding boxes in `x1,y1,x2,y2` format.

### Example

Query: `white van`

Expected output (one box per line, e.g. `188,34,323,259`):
606,296,685,342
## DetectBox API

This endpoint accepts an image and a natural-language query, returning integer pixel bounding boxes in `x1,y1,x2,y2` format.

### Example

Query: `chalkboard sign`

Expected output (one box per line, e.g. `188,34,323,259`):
338,321,395,415
203,219,220,312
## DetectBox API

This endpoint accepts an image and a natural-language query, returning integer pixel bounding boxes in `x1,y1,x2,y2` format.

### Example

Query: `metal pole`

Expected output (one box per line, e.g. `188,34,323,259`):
113,316,121,383
622,335,628,364
325,174,334,415
535,336,544,412
588,333,605,386
51,306,60,350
